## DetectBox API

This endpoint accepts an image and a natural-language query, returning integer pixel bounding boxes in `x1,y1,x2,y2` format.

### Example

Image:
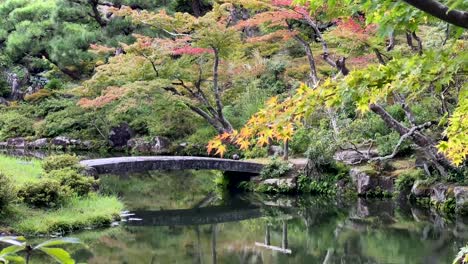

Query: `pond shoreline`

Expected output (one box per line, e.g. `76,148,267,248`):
0,154,124,237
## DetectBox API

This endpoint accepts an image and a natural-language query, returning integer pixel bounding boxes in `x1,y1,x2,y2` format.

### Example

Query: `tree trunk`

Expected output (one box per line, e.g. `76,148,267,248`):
191,0,203,17
283,139,289,161
294,35,319,86
369,103,455,176
212,48,233,133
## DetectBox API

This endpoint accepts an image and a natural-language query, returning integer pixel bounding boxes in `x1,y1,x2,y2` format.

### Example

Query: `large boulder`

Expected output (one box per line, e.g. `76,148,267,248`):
0,97,9,106
430,183,451,204
151,136,171,154
411,180,432,198
51,136,81,148
334,149,379,165
127,136,171,154
108,123,134,148
349,168,394,195
454,186,468,215
7,138,26,148
262,177,297,189
28,138,49,149
127,138,151,153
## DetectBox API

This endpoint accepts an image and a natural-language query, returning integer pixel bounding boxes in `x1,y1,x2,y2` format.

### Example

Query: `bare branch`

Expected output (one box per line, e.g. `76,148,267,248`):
370,122,433,161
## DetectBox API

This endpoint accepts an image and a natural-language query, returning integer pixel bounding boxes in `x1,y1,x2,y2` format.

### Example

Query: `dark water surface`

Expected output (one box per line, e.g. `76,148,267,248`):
61,170,467,264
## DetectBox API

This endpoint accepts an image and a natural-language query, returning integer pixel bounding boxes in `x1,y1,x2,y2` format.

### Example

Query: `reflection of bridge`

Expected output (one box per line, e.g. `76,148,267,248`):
126,205,263,226
80,156,264,175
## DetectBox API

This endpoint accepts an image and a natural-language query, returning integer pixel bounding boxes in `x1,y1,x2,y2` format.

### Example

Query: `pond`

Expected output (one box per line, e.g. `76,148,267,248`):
58,170,466,264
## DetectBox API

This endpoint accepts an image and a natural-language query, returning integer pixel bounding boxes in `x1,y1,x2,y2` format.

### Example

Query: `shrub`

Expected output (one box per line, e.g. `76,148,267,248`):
260,158,292,179
395,169,425,192
18,179,69,208
0,173,16,212
46,168,96,196
0,111,35,140
305,128,337,173
376,131,411,156
35,106,97,138
42,154,81,173
290,128,310,155
24,89,53,103
33,98,74,118
44,79,64,90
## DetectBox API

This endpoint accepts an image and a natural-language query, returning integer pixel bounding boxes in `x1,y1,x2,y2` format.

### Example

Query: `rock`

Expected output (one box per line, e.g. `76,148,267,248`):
7,138,26,148
127,137,171,154
51,136,73,148
430,183,450,204
69,139,82,146
268,145,283,157
0,97,9,106
151,136,170,154
454,186,468,215
349,168,394,195
108,123,134,148
0,142,6,148
262,177,296,189
411,180,432,198
334,149,378,165
81,140,93,150
28,138,48,149
232,154,240,160
127,138,151,153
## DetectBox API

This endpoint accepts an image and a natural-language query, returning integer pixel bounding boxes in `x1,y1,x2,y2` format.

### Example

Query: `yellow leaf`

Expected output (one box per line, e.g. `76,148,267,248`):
257,135,269,146
214,145,227,157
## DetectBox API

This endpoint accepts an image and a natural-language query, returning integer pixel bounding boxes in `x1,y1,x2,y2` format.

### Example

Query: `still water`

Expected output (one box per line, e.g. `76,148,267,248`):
64,170,466,264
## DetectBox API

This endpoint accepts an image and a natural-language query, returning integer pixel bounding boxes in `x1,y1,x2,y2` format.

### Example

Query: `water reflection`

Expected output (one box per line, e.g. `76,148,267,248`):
69,171,467,263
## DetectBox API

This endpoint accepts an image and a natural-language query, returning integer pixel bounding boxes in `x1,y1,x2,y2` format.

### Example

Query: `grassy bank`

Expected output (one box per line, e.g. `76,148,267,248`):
0,155,43,185
0,154,124,236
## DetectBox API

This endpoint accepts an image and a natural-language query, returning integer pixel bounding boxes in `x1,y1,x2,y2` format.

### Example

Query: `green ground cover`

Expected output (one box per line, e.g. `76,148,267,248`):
0,155,124,236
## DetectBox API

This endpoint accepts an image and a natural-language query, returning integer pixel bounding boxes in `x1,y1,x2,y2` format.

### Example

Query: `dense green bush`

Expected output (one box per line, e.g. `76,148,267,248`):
297,174,337,195
42,154,81,173
18,179,69,208
0,173,16,212
35,106,97,138
260,158,292,179
305,128,337,172
0,111,35,140
290,128,311,155
24,89,53,103
395,169,424,193
46,168,96,196
44,79,64,90
0,78,10,98
33,98,74,118
376,131,411,156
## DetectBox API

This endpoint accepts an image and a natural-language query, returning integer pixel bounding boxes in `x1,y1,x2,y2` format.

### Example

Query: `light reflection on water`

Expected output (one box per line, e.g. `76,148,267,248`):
66,170,467,264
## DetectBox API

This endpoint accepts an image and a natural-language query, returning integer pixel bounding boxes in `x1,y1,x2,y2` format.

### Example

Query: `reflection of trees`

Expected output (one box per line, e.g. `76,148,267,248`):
69,194,467,264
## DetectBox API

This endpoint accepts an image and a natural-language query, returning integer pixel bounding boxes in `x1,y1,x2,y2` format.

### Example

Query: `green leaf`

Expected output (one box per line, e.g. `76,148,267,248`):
34,238,80,250
38,247,75,264
0,245,25,256
3,255,26,264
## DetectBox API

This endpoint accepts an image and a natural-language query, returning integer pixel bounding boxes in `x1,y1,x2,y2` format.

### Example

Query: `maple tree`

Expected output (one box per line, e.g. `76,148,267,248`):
78,4,246,134
209,0,467,174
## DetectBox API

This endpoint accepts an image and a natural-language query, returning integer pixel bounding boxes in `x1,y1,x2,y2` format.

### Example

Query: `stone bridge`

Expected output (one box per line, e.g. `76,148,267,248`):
80,156,264,175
